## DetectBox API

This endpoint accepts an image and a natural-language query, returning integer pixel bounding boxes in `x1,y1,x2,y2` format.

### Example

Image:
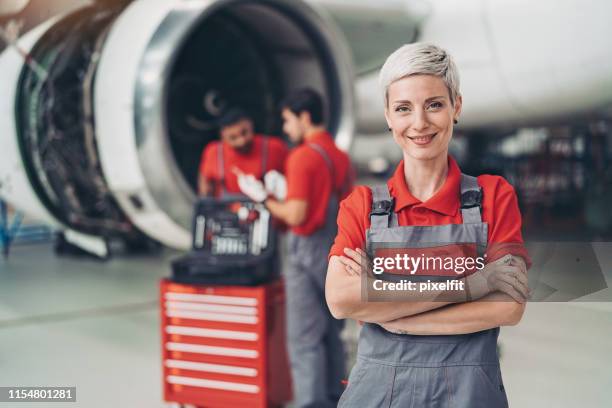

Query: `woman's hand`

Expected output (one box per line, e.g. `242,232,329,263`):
466,254,530,303
338,247,372,276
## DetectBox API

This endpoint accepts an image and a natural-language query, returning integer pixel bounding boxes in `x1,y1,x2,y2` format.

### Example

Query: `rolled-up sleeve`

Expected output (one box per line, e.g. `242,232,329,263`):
328,186,370,259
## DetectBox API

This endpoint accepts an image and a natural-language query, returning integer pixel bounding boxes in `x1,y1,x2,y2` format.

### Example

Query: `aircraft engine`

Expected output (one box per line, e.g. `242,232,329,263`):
0,0,356,251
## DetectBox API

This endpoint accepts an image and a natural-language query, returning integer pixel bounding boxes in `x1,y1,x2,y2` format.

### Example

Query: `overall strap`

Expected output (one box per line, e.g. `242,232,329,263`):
308,143,337,196
369,185,398,229
308,143,352,202
261,137,269,178
307,143,333,177
217,143,227,196
460,174,483,224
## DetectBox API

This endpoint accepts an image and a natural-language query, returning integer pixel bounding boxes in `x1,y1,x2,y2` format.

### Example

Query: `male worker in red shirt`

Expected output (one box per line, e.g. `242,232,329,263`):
236,89,354,408
198,108,288,197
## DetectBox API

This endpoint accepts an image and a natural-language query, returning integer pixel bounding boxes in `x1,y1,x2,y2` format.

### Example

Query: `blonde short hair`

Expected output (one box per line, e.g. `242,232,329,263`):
379,43,460,107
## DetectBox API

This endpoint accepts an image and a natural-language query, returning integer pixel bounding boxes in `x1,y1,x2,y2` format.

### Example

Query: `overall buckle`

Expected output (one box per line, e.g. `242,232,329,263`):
460,189,482,209
371,199,394,216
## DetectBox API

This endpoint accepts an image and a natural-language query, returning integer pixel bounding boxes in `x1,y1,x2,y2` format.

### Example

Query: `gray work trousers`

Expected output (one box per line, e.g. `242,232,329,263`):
285,227,346,408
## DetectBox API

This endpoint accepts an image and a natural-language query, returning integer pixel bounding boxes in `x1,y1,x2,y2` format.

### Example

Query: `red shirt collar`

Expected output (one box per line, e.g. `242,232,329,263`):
305,130,332,145
387,155,461,216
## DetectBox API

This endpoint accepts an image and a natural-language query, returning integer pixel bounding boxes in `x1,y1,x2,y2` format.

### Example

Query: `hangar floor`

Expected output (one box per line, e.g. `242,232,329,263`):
1,242,611,407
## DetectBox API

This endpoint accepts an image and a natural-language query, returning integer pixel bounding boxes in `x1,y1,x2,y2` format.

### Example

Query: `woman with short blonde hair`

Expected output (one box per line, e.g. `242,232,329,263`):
326,43,531,407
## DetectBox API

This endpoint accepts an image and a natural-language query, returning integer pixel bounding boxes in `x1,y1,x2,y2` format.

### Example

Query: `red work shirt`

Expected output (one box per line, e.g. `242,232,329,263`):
329,155,531,268
286,131,354,236
199,135,288,196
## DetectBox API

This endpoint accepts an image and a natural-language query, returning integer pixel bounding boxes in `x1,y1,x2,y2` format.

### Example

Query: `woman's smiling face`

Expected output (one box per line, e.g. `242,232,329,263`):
385,74,461,161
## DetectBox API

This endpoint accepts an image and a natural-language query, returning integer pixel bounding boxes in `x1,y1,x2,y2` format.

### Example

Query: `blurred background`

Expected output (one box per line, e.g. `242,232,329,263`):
1,0,611,407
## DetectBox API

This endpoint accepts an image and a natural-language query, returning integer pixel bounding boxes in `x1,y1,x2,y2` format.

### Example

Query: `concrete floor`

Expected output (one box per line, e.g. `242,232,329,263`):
1,242,611,407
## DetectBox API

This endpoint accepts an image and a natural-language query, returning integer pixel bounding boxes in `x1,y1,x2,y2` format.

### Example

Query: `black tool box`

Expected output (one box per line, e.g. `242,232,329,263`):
171,197,279,286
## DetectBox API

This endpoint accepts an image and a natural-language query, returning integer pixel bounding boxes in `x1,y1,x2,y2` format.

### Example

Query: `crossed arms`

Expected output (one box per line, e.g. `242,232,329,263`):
326,248,529,335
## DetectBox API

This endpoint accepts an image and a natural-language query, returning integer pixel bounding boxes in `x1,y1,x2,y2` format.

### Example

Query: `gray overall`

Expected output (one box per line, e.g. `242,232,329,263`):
216,137,269,197
285,143,346,408
338,174,510,408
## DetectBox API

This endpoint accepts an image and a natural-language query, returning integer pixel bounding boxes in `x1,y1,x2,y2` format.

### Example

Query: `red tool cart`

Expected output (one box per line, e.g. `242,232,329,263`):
160,279,292,408
161,197,292,407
